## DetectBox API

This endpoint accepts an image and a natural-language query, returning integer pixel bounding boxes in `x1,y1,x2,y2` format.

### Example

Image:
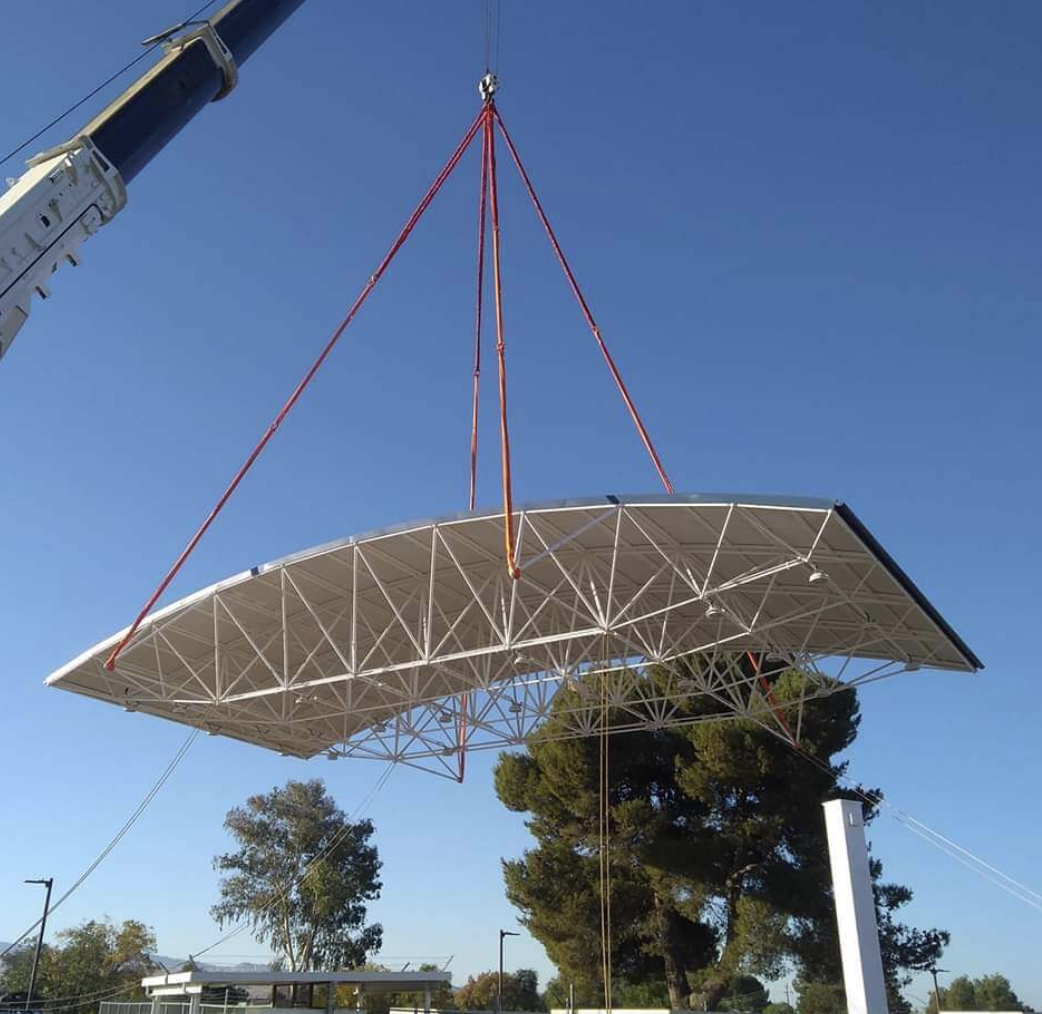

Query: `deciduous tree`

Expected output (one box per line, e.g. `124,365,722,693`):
925,974,1023,1014
456,969,545,1011
0,919,155,1013
212,778,382,972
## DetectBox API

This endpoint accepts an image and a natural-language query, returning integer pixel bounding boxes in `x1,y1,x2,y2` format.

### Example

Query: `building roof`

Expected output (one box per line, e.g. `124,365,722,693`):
142,970,450,994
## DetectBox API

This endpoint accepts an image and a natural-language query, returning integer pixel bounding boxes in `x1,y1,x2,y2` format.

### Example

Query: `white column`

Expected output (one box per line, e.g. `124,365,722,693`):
823,799,889,1014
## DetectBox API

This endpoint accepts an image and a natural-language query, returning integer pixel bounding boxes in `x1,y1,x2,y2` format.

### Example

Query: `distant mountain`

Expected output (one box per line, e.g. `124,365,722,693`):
1,946,270,975
149,956,273,974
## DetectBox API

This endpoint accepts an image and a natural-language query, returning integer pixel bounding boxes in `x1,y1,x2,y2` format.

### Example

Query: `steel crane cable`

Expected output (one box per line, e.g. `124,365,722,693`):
0,729,199,960
0,0,222,171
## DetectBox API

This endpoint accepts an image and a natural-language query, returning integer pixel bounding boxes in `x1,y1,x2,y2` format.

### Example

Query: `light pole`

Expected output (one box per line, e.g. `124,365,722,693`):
497,929,519,1014
24,878,54,1012
929,967,949,1014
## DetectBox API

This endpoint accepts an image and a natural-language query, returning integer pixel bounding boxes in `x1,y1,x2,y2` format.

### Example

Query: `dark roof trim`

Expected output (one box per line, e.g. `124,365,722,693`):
835,502,983,672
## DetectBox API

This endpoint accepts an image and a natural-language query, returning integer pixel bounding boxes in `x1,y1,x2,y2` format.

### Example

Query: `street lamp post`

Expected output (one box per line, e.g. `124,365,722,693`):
497,930,519,1014
24,878,54,1012
930,967,949,1014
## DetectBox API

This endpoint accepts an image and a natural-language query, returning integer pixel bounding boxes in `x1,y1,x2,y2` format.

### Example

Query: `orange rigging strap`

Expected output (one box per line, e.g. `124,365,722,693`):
104,107,487,671
746,650,799,746
484,103,523,581
469,116,490,513
104,92,674,673
492,106,674,496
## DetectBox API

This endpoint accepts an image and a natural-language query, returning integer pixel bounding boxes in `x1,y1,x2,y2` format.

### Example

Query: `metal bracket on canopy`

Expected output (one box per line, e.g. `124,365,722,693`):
478,72,499,103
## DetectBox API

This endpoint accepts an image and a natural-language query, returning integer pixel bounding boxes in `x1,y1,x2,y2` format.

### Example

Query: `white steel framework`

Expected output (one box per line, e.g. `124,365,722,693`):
46,495,980,778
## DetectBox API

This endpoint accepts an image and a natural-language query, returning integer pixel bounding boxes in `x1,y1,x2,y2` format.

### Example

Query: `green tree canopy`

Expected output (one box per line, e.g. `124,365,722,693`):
456,969,545,1011
0,919,155,1012
212,778,382,971
496,657,948,1011
795,979,845,1014
925,974,1024,1013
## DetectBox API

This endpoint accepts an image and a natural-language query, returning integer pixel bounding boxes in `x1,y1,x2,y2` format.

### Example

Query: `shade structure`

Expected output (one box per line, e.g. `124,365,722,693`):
47,494,980,777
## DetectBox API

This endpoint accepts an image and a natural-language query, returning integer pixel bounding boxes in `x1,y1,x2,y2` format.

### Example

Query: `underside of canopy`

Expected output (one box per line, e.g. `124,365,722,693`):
46,494,980,777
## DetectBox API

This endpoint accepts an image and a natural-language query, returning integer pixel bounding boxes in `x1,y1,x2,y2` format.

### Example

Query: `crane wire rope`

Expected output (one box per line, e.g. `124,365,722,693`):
192,761,394,960
0,728,199,962
0,0,222,172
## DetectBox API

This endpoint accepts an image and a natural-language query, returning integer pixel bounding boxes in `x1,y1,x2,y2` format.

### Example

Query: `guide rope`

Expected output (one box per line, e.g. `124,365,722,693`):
0,728,198,960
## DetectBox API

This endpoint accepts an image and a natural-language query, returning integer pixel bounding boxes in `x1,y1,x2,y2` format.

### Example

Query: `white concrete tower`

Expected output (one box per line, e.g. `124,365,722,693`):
823,798,889,1014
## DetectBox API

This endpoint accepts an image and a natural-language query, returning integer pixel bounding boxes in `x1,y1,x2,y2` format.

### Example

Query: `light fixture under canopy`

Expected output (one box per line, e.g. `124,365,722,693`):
46,494,981,778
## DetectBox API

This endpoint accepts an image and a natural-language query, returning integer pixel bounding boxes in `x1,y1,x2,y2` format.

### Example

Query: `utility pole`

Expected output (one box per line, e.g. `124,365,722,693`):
930,968,949,1014
24,878,54,1012
497,929,519,1014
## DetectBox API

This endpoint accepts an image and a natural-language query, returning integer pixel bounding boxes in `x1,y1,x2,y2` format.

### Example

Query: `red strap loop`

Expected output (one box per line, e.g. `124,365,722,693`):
105,109,487,671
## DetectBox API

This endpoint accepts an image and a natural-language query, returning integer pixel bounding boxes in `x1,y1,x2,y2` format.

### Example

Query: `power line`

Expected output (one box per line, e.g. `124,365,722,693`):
21,981,142,1008
792,746,1042,916
0,0,221,171
1,729,199,961
193,762,394,960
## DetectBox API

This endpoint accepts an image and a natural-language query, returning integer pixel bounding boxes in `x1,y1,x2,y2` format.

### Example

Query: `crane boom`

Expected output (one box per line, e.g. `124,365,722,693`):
0,0,308,365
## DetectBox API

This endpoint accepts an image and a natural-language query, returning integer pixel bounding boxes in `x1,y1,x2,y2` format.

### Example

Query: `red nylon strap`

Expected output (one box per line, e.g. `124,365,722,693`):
469,114,491,513
485,105,522,581
456,694,470,783
104,108,487,672
492,107,674,495
746,650,799,746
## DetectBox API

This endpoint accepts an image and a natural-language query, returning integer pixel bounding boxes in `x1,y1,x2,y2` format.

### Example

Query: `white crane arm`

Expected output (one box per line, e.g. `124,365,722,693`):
0,138,126,362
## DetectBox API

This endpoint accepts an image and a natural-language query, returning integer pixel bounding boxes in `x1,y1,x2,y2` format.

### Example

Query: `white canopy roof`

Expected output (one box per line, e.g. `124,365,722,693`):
47,494,979,777
142,970,451,994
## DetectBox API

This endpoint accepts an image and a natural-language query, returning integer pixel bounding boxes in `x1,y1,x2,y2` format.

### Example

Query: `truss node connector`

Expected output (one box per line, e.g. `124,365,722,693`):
160,21,239,101
478,72,499,103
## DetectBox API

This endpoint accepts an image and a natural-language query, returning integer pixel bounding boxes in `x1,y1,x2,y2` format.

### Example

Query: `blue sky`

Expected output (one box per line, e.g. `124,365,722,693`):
1,0,1040,1006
